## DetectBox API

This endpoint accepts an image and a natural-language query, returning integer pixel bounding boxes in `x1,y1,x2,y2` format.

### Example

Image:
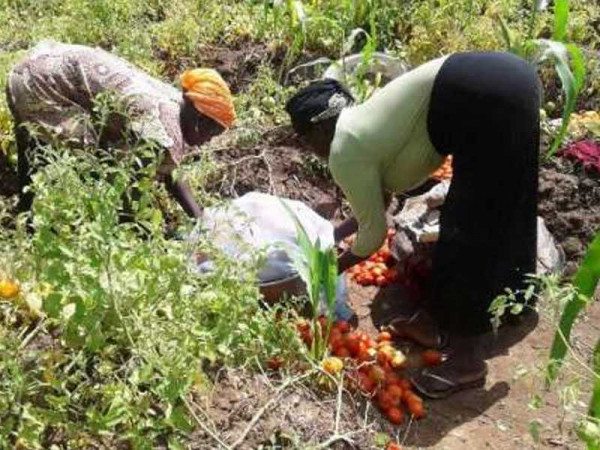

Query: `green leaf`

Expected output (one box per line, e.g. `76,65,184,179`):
589,339,600,420
547,232,600,384
166,405,194,433
43,293,63,319
553,0,569,42
529,419,543,443
168,437,187,450
538,40,586,157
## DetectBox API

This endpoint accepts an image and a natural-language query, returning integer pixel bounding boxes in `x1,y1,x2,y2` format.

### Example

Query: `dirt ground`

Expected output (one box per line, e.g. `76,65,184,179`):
1,42,599,446
187,132,600,449
187,281,598,450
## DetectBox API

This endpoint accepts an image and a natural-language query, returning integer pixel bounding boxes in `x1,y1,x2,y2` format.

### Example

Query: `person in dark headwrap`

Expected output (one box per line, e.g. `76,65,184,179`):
286,52,541,398
7,41,236,219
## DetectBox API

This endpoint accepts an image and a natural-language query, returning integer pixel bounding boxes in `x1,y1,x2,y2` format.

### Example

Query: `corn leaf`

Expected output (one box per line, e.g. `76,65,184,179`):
538,40,586,157
553,0,569,42
547,231,600,384
322,248,338,321
590,339,600,419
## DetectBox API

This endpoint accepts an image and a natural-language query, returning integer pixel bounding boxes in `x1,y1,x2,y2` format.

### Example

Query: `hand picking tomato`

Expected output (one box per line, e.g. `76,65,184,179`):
348,229,399,287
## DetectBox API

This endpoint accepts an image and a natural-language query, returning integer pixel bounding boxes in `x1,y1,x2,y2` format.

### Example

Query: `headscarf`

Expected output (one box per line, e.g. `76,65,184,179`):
285,79,354,135
180,68,236,128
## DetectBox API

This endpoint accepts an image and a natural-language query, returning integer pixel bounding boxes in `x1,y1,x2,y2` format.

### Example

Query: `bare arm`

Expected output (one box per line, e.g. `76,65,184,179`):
164,173,203,219
333,191,393,244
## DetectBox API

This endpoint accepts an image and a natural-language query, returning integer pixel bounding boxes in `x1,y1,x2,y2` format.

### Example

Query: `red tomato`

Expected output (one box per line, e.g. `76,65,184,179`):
377,390,395,410
345,333,362,357
386,407,404,425
368,365,387,384
387,384,403,399
363,274,375,285
334,320,351,334
386,268,399,282
334,346,351,358
399,379,412,390
377,331,392,342
386,443,402,450
421,349,444,367
329,327,343,342
384,372,402,387
267,356,284,371
408,398,425,419
296,320,310,333
358,372,376,394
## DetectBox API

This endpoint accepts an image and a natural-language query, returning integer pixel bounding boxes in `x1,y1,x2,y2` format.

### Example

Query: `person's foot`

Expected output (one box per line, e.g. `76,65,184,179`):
385,310,446,349
411,334,488,399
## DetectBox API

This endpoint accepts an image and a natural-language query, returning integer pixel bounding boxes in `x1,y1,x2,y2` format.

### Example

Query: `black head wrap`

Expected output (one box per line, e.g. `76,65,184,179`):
285,79,354,135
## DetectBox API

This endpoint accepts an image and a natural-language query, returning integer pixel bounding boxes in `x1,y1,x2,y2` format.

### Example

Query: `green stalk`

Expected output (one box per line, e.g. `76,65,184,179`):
547,231,600,384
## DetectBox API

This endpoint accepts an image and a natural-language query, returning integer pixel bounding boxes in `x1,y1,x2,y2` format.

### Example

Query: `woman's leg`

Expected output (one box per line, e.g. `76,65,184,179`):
413,52,540,397
15,123,36,213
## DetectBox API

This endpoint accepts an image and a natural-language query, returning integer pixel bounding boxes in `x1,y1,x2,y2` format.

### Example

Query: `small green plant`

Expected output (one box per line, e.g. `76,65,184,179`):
283,201,338,361
496,0,587,156
545,231,600,449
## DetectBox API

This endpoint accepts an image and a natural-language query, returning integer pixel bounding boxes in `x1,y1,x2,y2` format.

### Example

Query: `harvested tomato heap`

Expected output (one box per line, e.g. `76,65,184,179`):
347,229,399,287
430,155,453,181
296,317,444,425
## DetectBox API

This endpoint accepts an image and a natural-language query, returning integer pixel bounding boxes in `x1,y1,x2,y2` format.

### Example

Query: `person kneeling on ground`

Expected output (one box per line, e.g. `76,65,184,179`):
285,52,541,398
6,40,235,219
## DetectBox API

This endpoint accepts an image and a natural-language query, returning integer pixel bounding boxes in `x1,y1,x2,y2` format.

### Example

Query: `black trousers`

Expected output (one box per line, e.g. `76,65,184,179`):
426,52,541,336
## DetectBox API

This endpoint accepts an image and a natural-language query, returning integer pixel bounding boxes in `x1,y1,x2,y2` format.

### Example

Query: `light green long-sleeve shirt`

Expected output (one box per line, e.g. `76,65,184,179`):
329,56,448,257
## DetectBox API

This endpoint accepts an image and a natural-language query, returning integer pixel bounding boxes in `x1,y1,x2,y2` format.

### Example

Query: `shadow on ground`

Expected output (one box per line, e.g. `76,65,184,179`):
348,279,540,447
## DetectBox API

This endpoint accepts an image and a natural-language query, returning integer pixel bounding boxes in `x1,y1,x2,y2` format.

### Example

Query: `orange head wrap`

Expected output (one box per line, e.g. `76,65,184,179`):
180,68,236,128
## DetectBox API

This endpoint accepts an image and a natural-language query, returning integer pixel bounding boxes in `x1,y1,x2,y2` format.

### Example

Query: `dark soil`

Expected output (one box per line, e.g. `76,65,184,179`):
0,151,19,198
159,39,286,94
207,127,348,222
539,154,600,276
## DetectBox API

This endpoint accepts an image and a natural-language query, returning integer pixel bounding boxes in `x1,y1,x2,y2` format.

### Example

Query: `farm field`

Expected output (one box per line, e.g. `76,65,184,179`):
0,1,599,449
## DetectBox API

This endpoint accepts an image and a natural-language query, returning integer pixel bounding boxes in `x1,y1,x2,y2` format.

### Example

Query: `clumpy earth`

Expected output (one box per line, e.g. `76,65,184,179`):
186,130,598,448
539,155,600,277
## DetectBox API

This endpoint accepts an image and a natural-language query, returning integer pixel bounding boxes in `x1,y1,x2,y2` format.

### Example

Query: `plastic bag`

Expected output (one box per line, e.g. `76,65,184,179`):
193,192,354,320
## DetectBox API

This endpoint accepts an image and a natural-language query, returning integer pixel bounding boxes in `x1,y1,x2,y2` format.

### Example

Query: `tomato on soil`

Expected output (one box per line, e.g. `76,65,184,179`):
334,320,351,333
399,379,412,390
386,406,404,425
384,372,402,387
267,356,284,371
368,365,387,383
408,398,426,419
358,372,376,394
386,443,402,450
377,390,396,410
387,384,403,399
345,333,362,356
334,346,351,358
377,331,392,342
421,349,444,366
